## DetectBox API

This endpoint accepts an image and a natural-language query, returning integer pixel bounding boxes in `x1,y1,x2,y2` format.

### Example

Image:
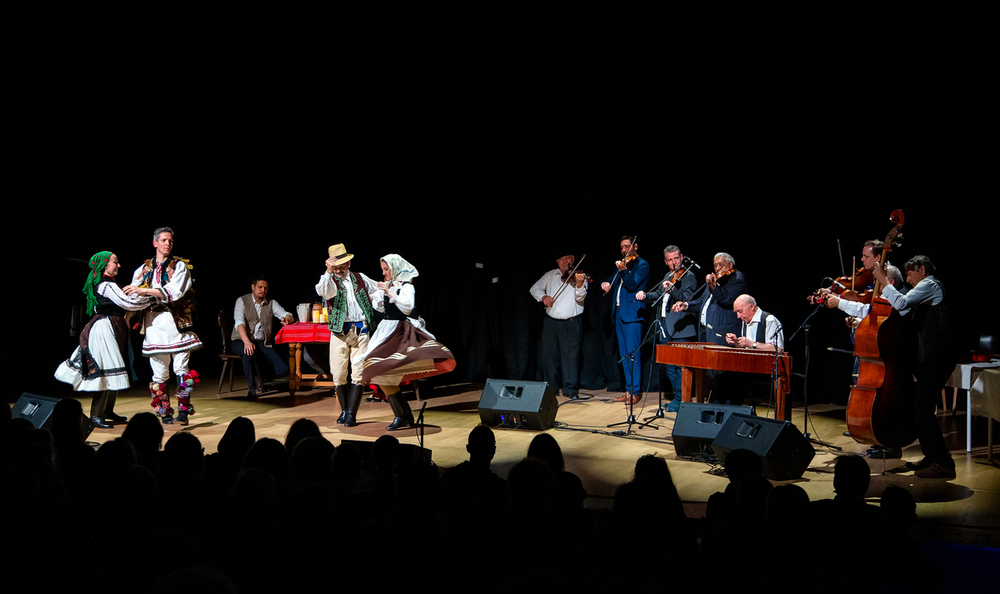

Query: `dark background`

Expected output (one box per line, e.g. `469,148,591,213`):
7,4,998,404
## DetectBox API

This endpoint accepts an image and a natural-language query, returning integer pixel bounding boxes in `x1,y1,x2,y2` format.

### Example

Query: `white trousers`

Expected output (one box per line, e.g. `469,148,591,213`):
329,325,369,386
149,351,191,385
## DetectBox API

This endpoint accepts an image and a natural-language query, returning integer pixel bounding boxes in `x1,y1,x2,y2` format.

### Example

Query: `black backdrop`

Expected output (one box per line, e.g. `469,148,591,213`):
6,5,998,404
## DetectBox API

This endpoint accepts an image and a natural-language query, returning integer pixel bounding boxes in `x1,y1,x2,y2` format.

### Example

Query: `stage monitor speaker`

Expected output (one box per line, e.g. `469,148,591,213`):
11,392,94,441
671,402,754,457
477,379,557,430
710,413,815,481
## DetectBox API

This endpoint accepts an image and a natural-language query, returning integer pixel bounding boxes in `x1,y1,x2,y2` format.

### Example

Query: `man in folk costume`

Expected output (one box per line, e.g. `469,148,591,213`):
125,227,202,425
315,243,380,427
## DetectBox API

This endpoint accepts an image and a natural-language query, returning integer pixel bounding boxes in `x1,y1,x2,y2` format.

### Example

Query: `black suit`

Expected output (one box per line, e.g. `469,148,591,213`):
685,270,747,346
685,270,748,402
645,268,697,401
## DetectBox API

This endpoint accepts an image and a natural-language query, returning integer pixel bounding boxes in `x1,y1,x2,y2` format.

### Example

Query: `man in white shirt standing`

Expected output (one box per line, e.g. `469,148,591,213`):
530,254,588,399
232,274,294,399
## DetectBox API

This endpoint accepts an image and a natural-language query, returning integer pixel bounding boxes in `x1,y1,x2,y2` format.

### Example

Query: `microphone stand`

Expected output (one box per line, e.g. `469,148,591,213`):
608,330,654,434
787,305,842,451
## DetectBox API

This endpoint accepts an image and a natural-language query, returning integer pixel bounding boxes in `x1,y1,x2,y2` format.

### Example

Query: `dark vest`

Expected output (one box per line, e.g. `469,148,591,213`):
748,309,775,344
231,294,274,344
909,279,956,363
95,280,126,317
382,283,417,320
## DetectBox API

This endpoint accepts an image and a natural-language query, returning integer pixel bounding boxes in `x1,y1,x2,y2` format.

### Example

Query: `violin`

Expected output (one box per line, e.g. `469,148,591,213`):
808,266,875,305
615,237,639,271
706,266,734,289
666,257,694,285
549,254,590,306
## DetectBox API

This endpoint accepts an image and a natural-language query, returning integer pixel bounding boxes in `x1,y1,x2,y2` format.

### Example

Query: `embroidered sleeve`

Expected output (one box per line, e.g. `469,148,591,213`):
159,260,193,303
100,282,155,311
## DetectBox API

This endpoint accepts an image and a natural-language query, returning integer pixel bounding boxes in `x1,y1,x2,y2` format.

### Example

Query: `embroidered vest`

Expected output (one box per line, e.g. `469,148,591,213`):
138,257,196,330
326,272,374,333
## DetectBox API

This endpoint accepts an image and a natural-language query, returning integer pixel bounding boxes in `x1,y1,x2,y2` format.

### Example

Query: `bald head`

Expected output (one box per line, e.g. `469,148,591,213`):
734,294,758,323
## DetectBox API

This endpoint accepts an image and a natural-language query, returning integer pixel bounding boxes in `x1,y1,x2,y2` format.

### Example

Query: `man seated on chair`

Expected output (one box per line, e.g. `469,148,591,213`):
232,274,294,399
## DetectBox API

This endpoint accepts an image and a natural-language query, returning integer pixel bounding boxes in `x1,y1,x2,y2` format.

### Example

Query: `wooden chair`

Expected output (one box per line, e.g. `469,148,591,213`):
218,310,260,394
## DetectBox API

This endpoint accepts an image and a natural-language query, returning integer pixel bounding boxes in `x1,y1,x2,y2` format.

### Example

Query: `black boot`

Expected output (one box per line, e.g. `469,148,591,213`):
104,391,126,423
386,391,414,431
91,415,113,429
336,384,349,424
345,384,363,427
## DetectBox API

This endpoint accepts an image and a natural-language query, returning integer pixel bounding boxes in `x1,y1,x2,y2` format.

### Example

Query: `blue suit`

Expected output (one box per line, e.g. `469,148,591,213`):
605,257,649,395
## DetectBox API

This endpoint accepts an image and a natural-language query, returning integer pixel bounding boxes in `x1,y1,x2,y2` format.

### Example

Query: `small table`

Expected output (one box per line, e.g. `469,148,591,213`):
274,322,335,396
949,360,1000,452
970,369,1000,462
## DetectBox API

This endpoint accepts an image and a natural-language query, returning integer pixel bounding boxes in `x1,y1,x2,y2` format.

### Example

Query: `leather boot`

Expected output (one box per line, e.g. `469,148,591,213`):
104,391,126,423
91,390,110,421
386,391,414,431
91,415,113,429
336,384,349,424
345,384,363,427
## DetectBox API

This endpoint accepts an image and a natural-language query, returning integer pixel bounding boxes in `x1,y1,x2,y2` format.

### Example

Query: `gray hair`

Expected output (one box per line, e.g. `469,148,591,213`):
152,227,174,242
886,265,904,286
736,294,757,307
714,252,735,266
663,245,680,256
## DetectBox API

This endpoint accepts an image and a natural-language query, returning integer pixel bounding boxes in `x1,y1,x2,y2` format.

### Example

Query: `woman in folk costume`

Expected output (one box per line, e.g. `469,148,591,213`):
55,252,155,428
361,254,456,430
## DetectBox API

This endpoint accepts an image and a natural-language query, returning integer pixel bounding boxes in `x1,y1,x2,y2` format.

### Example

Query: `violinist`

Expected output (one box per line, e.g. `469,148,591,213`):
673,252,746,347
813,239,884,314
636,245,696,412
601,236,649,404
872,255,958,480
529,254,588,400
822,240,907,461
825,264,905,328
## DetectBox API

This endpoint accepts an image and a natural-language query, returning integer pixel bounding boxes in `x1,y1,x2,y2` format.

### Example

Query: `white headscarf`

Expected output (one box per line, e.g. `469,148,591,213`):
381,254,419,286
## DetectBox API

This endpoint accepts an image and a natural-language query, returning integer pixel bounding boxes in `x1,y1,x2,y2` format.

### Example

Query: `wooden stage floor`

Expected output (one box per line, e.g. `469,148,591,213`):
77,375,1000,550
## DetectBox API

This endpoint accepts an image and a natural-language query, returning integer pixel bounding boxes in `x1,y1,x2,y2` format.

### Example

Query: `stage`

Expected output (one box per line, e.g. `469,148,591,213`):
69,373,1000,550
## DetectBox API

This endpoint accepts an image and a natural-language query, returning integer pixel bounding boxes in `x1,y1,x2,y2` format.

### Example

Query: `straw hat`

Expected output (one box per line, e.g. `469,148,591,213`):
328,243,354,264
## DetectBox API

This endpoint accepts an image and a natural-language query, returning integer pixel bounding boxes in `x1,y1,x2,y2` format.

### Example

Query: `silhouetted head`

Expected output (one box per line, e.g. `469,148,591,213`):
527,433,564,474
833,455,871,500
284,418,321,456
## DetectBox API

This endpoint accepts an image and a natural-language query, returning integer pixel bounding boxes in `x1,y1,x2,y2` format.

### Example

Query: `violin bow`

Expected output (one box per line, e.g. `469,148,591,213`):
549,253,587,305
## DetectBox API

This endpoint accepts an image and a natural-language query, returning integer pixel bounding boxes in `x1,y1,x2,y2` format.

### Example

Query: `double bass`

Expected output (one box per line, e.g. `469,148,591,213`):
846,210,917,447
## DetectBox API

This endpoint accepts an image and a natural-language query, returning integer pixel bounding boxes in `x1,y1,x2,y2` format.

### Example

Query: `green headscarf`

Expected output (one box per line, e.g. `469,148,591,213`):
83,251,113,316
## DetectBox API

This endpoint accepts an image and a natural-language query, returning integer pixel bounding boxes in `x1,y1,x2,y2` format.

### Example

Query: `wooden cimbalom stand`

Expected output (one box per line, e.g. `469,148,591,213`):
656,342,793,420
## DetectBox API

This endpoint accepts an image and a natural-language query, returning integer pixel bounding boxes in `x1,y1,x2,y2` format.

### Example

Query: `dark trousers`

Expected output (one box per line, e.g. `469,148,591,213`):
660,336,692,400
232,339,289,387
914,351,957,465
542,315,583,398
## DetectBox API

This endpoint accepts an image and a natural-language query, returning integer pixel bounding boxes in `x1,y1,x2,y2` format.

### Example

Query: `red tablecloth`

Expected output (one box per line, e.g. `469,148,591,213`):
274,323,330,344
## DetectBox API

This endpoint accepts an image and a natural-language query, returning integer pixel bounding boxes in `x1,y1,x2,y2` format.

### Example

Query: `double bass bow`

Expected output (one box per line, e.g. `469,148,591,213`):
846,209,916,447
